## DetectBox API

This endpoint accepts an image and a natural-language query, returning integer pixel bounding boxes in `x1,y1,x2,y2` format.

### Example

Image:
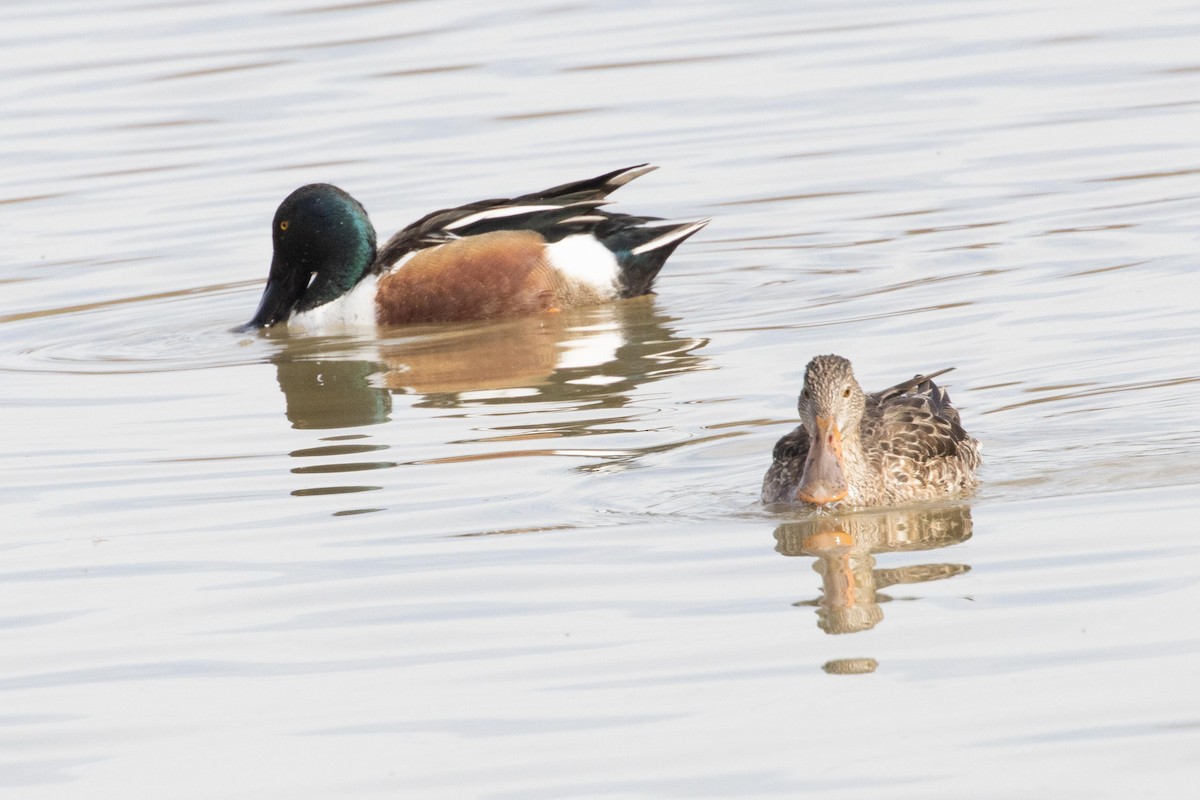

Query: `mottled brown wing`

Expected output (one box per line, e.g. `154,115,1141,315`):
872,367,954,405
863,372,972,464
761,425,811,504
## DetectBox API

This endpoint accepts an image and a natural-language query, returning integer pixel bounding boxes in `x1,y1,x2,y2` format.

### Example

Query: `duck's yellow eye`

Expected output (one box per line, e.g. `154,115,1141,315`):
279,220,289,231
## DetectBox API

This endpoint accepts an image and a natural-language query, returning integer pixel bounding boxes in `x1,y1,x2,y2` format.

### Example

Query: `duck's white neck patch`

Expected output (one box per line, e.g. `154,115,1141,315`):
289,273,380,332
544,234,620,297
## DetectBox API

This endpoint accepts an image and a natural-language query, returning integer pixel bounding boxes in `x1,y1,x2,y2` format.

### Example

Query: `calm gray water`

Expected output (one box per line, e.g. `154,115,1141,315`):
4,0,1200,796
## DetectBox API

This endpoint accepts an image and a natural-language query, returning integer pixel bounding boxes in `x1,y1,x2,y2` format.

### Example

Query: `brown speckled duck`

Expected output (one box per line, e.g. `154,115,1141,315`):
762,355,981,508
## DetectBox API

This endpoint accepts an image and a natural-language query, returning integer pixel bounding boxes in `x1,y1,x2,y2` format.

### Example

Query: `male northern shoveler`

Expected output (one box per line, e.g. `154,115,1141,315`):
237,165,708,331
762,355,981,508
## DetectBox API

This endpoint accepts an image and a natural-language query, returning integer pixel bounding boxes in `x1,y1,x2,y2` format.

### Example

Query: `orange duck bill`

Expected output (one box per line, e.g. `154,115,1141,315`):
796,416,849,505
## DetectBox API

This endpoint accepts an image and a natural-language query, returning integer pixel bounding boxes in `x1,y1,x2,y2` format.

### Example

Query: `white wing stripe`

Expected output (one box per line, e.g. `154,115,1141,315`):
630,219,710,255
443,204,561,230
606,164,657,188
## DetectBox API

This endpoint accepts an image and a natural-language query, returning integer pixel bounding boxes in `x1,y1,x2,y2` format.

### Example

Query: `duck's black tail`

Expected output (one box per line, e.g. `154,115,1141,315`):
596,215,710,297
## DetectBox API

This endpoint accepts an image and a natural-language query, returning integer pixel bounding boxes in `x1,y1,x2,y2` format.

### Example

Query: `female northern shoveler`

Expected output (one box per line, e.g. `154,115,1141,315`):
762,355,981,508
238,165,708,331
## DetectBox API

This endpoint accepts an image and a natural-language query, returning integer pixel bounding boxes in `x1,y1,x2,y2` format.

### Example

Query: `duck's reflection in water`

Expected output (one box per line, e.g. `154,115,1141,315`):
265,299,706,501
381,298,706,410
274,356,393,430
774,504,973,636
270,298,705,422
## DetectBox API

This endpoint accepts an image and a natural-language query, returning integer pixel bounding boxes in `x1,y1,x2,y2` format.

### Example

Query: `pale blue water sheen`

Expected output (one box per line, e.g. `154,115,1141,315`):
2,0,1199,797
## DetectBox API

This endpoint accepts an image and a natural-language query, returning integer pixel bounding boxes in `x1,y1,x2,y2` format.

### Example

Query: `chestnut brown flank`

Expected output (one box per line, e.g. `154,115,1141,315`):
374,230,599,325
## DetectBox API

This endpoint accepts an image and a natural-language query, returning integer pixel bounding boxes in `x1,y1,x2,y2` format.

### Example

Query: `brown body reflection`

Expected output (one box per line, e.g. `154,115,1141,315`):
377,314,562,396
383,298,706,410
774,504,972,635
269,298,704,425
262,299,706,506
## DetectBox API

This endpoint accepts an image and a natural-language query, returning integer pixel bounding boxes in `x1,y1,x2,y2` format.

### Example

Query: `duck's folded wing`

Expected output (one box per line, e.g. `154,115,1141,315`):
870,382,972,462
762,425,811,503
374,165,658,271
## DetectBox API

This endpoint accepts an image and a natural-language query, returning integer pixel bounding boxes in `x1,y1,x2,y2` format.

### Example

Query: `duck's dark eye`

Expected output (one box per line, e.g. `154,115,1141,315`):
801,389,810,400
279,220,289,231
842,387,851,398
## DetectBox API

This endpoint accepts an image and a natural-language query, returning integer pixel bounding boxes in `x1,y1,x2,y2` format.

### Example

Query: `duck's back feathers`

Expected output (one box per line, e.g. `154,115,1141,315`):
863,370,976,465
373,165,656,271
872,367,954,405
371,165,707,299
